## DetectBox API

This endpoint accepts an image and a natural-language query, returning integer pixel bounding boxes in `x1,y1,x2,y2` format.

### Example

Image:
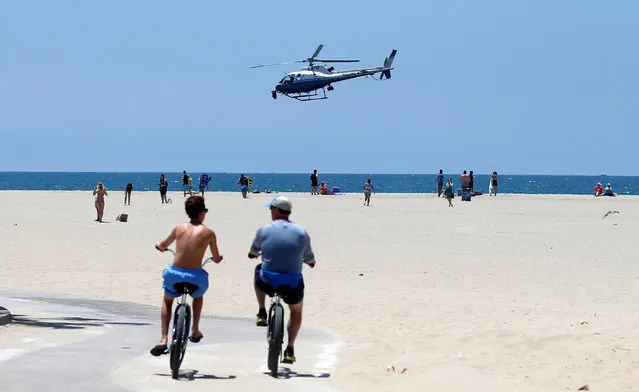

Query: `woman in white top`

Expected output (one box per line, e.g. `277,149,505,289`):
363,178,375,206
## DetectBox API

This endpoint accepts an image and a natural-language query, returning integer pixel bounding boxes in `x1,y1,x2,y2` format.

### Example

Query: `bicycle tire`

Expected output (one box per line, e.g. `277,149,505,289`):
170,304,188,379
268,304,284,377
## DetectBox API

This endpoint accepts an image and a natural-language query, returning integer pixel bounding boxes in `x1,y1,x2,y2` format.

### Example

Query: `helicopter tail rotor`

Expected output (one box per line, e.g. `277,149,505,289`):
380,49,397,80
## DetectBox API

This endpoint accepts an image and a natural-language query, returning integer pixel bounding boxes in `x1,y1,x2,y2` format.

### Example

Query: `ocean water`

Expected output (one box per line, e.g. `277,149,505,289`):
0,172,637,195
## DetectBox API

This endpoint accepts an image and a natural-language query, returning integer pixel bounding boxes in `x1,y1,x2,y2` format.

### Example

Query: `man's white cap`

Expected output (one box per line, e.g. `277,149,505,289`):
265,196,292,212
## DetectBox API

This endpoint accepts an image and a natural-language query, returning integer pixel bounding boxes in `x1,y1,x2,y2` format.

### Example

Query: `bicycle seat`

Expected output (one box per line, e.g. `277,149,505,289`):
173,282,199,295
271,284,293,296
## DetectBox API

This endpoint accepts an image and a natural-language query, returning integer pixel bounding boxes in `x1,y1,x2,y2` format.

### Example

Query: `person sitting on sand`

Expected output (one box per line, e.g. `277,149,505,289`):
363,178,375,206
150,195,223,357
603,183,617,197
444,178,454,207
319,182,333,195
93,182,108,222
124,183,133,205
593,183,603,197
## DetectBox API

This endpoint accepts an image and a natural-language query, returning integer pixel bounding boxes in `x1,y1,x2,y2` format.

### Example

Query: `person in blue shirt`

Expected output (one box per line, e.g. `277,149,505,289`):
248,196,316,364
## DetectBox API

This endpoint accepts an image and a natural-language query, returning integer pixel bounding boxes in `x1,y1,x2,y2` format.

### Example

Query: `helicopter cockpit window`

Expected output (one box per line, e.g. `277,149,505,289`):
279,77,285,84
296,74,302,79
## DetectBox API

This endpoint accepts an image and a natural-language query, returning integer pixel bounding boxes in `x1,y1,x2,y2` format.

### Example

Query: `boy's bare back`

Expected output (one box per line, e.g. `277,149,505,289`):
171,223,221,269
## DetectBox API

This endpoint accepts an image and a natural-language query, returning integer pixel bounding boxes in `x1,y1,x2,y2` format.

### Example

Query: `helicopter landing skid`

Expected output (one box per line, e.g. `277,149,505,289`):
285,88,327,101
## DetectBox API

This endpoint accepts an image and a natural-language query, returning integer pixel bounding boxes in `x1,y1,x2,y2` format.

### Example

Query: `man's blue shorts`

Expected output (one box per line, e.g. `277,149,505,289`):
254,264,304,305
162,265,209,298
241,185,248,192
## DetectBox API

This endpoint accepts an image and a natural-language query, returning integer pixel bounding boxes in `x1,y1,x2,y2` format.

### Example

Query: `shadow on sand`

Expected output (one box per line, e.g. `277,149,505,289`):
155,369,236,381
264,367,331,379
10,315,150,330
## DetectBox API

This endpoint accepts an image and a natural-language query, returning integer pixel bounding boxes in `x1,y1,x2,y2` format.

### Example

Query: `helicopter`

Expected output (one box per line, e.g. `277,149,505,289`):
251,45,397,101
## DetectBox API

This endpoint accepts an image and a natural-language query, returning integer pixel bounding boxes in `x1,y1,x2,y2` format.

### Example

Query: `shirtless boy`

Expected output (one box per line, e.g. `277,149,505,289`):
150,195,223,356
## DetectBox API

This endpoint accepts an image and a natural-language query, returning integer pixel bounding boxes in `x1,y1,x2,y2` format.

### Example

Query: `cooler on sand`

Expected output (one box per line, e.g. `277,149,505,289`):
332,187,340,194
461,189,471,201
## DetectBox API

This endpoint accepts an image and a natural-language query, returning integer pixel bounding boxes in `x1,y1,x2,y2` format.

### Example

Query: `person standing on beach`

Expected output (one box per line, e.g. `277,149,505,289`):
444,178,454,207
248,196,316,364
437,169,444,197
124,183,133,205
490,171,499,196
159,174,169,204
310,170,319,195
363,178,375,206
182,170,192,197
198,173,210,199
93,182,108,222
469,170,474,194
150,195,223,356
460,170,470,191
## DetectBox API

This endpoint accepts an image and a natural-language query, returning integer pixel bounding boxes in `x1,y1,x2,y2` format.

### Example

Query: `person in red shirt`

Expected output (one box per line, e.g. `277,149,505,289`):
594,183,603,196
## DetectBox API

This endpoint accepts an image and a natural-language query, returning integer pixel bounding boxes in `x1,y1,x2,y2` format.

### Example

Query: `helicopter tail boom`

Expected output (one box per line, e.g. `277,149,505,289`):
380,49,397,80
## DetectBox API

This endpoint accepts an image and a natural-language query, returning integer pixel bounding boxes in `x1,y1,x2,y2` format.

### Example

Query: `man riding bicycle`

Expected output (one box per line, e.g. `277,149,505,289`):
248,196,316,364
150,195,223,356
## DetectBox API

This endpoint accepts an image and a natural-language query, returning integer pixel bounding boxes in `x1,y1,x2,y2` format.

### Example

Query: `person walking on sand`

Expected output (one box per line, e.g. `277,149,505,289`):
182,170,192,197
437,169,444,197
93,182,108,222
490,171,499,196
124,183,133,205
198,173,210,199
310,170,319,195
150,195,223,357
159,174,169,203
444,178,454,207
237,173,250,199
363,178,375,206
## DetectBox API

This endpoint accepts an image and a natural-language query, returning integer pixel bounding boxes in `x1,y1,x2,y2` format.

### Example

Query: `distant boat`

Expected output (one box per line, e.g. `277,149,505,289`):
601,173,608,176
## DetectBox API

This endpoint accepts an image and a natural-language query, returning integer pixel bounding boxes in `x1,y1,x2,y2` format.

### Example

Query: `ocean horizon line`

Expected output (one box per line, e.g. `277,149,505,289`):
0,170,632,177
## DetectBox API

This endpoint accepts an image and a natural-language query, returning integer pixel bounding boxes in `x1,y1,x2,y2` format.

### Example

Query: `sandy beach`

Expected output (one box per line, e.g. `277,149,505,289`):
1,190,638,391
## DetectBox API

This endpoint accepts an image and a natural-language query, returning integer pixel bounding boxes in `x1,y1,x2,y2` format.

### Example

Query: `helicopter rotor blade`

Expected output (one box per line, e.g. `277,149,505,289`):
311,44,324,59
314,59,360,63
250,60,304,69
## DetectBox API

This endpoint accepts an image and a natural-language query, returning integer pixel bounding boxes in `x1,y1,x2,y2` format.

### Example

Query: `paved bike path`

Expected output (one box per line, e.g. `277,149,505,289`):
0,291,341,392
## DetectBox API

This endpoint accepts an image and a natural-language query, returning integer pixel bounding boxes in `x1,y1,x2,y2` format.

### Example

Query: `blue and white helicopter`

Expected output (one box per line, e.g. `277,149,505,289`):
251,45,397,101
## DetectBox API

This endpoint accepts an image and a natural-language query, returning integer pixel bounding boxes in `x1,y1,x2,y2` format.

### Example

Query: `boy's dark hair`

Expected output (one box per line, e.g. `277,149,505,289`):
185,195,206,219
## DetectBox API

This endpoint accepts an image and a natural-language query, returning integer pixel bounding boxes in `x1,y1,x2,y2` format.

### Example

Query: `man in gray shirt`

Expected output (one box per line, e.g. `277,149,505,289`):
248,196,316,364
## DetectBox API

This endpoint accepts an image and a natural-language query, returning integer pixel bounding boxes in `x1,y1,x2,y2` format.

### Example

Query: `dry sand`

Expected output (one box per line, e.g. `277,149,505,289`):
1,190,638,391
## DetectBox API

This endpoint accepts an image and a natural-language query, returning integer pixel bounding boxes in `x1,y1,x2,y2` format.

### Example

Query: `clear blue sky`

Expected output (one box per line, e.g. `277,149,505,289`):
1,1,637,175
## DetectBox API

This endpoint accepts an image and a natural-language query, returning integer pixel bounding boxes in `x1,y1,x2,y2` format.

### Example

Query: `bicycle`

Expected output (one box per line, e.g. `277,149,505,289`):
262,260,314,378
157,245,214,380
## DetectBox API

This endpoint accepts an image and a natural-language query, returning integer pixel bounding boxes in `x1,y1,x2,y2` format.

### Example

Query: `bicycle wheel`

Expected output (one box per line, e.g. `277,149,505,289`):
268,304,284,377
170,304,188,379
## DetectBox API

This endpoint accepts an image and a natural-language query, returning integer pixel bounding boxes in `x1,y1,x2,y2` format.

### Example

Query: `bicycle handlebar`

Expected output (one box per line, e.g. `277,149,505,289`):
156,245,215,267
248,252,315,268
